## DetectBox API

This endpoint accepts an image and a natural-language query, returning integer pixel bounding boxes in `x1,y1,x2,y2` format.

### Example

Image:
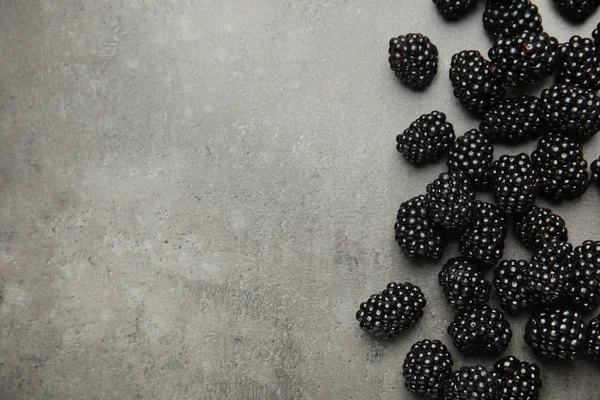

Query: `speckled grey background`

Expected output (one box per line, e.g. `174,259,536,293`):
1,0,599,399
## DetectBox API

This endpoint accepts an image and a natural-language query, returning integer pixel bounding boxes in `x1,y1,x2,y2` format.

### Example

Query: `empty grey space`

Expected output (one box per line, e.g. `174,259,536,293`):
1,0,599,399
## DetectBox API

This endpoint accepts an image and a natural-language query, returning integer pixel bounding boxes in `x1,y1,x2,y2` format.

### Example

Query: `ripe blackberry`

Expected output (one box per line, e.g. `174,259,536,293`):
483,0,543,40
448,304,512,354
489,32,559,86
551,0,600,21
443,366,499,400
493,260,532,314
524,308,587,360
587,315,600,361
389,34,438,90
514,206,568,250
449,50,506,116
540,84,600,138
591,156,600,184
397,111,456,165
480,95,543,143
459,200,508,266
527,241,575,306
425,171,476,230
571,241,600,312
402,339,454,398
356,282,426,338
433,0,479,19
439,257,491,309
447,129,494,189
489,153,539,215
395,195,447,261
492,356,543,400
557,35,600,91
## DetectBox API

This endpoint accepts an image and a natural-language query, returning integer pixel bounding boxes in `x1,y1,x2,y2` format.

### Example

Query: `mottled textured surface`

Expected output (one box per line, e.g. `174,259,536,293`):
1,0,599,399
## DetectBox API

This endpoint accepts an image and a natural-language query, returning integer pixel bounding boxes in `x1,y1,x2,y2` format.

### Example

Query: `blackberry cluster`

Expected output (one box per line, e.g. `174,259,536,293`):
587,315,600,361
459,200,507,266
448,304,512,353
433,0,479,19
356,282,426,338
489,153,539,215
443,366,499,400
592,156,600,184
389,34,439,90
551,0,600,21
493,260,532,314
480,95,543,143
540,84,600,138
426,171,476,229
527,241,575,307
492,356,543,400
571,241,600,312
397,111,456,165
557,35,600,91
483,0,543,40
514,206,568,250
439,257,491,309
524,308,587,360
402,339,454,398
446,129,494,189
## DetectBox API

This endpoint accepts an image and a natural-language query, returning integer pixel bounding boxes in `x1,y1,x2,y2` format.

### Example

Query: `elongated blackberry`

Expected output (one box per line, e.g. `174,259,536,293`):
439,257,491,309
493,260,532,314
356,282,426,338
552,0,600,21
489,153,539,215
443,366,499,400
514,206,568,250
540,84,600,138
389,34,438,90
483,0,543,40
402,339,454,398
493,356,543,400
480,95,543,143
433,0,479,19
426,171,475,229
587,315,600,361
447,129,494,189
524,308,587,360
592,156,600,184
460,200,507,266
397,111,456,165
527,241,575,306
571,241,600,312
448,305,512,354
557,35,600,91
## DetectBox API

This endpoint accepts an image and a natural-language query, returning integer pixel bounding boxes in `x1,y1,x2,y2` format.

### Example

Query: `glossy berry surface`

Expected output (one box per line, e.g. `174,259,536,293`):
557,35,600,91
514,206,568,250
587,315,600,361
571,240,600,312
426,171,475,230
397,111,456,165
527,241,575,307
492,356,543,400
551,0,600,21
540,84,600,138
524,308,587,360
433,0,479,19
493,260,532,314
489,153,539,215
402,339,454,398
443,365,499,400
389,34,438,90
448,304,512,354
459,200,507,266
439,257,491,309
480,95,543,143
483,0,543,40
447,129,494,189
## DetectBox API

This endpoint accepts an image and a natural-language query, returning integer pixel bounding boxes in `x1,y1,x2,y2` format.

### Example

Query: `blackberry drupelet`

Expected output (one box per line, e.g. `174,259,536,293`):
540,84,600,138
489,153,539,215
594,22,600,50
402,339,454,398
492,356,543,400
592,156,600,184
395,195,447,261
447,129,494,189
493,260,532,314
439,257,491,309
426,171,476,230
449,50,506,116
587,315,600,361
443,366,499,400
514,206,568,250
389,34,438,90
483,0,543,40
557,35,600,90
448,304,512,354
527,241,575,306
571,241,600,312
459,200,508,266
356,282,426,338
480,95,543,143
397,111,456,165
433,0,479,19
524,308,587,360
551,0,600,21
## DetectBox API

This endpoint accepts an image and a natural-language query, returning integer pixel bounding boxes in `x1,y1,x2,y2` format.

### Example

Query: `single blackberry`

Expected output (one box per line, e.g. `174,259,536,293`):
489,32,559,86
439,257,492,309
389,34,438,90
395,195,447,261
571,241,600,312
397,111,456,165
493,260,532,314
449,50,506,116
433,0,479,19
483,0,543,40
480,95,543,143
447,129,494,189
524,308,587,360
540,84,600,138
459,200,508,266
489,153,539,215
587,315,600,361
551,0,600,21
527,241,575,306
492,356,543,400
356,282,426,338
402,339,454,398
592,156,600,183
448,304,512,354
425,171,476,230
514,206,568,250
442,366,500,400
557,35,600,91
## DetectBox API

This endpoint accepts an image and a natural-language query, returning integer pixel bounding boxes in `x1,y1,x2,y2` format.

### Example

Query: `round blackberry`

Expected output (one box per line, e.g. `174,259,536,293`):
540,84,600,138
443,366,499,400
557,35,600,91
389,34,438,90
483,0,543,40
356,282,426,338
492,356,543,400
489,32,559,86
397,111,456,165
448,304,512,354
591,156,600,184
439,257,491,309
493,260,532,314
524,308,587,360
449,50,506,116
433,0,479,19
587,315,600,361
402,339,454,398
489,153,539,215
551,0,600,21
459,200,507,266
447,129,494,189
425,171,476,230
514,206,568,250
571,241,600,312
527,241,575,306
395,195,447,261
480,95,543,143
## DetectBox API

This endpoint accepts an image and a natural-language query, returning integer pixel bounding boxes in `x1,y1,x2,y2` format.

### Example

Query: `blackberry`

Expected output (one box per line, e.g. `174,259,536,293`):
489,32,559,86
397,111,456,165
527,241,575,307
483,0,543,40
459,200,507,266
492,356,543,400
540,84,600,138
402,339,454,398
489,153,539,215
449,50,505,116
592,156,600,183
557,35,600,91
439,257,491,309
493,260,532,314
389,34,438,90
448,304,512,354
524,308,587,360
425,171,475,230
447,129,494,189
395,195,447,261
514,206,568,250
551,0,600,21
433,0,479,19
587,315,600,361
571,241,600,312
480,95,543,143
442,366,499,400
356,282,426,338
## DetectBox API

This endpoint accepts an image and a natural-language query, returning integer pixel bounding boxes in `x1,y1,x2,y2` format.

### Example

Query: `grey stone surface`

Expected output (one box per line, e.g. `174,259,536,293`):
1,0,600,398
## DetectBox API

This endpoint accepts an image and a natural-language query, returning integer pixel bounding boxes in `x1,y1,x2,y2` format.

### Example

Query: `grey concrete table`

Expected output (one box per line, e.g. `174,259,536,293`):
1,0,599,399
